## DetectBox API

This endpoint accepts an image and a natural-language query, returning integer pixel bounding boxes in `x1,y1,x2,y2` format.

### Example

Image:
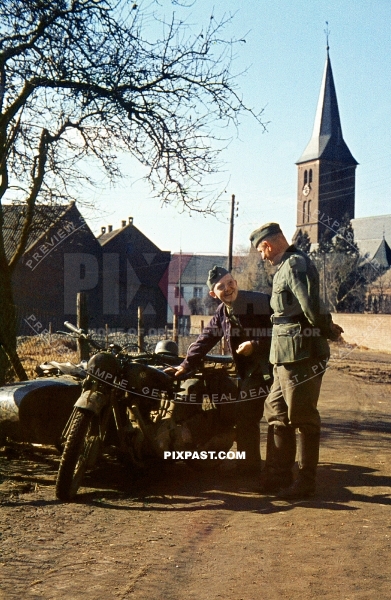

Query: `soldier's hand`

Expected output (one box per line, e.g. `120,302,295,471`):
236,341,254,356
164,365,188,377
329,322,344,341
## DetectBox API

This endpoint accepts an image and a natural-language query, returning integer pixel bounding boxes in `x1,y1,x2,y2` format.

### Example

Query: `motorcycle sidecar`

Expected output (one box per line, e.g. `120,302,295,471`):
0,376,81,446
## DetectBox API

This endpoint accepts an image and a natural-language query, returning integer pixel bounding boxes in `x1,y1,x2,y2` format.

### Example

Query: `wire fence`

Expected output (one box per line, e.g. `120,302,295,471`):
15,330,221,381
0,305,222,382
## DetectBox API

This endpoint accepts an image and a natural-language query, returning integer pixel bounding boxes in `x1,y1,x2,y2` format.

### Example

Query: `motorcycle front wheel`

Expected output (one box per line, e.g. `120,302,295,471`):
55,408,96,502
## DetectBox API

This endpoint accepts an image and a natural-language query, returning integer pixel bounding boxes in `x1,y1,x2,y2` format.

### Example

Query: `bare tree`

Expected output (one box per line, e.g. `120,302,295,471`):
366,265,391,313
0,0,265,380
311,219,368,313
232,246,273,294
294,228,311,254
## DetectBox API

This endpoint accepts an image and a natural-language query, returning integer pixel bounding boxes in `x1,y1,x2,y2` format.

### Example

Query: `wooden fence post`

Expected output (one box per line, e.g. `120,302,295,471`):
172,314,178,344
138,306,144,351
77,292,89,362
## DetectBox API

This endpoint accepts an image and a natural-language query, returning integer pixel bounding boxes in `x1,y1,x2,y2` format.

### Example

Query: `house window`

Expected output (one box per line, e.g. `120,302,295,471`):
193,287,203,298
174,286,184,298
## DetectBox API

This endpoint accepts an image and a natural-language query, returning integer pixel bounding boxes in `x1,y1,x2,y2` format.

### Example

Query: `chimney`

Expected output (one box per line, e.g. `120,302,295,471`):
129,217,133,225
121,220,126,228
108,225,113,232
101,226,106,234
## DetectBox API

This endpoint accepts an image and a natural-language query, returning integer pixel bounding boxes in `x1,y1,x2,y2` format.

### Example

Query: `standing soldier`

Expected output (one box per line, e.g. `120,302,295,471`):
249,223,343,498
171,266,272,475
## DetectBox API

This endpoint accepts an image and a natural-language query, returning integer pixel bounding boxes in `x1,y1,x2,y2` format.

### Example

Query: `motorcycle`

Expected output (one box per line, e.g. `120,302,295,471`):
55,322,238,502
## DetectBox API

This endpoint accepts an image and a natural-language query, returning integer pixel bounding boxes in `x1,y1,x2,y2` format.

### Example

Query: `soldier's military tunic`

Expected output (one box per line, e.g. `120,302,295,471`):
264,244,335,434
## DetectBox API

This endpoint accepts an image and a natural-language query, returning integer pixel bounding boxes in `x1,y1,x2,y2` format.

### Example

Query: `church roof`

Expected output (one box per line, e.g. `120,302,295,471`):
352,214,391,265
296,50,358,165
352,214,391,245
372,238,391,268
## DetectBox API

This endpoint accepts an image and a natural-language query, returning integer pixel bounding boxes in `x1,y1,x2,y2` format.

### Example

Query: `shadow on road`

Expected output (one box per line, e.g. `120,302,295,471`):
2,450,390,515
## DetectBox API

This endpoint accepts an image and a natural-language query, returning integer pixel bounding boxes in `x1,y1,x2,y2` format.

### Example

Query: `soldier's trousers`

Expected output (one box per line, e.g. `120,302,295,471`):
236,374,271,468
264,357,328,434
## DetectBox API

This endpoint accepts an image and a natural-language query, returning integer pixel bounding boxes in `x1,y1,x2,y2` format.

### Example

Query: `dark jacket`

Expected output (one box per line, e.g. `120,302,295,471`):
180,290,272,380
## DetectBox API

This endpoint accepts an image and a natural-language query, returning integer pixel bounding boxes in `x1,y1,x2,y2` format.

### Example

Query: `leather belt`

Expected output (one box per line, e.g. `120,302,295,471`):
271,314,307,325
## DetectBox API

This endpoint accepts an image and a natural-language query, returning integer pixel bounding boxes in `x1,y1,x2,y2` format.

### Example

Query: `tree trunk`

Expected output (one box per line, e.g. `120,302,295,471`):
0,267,28,383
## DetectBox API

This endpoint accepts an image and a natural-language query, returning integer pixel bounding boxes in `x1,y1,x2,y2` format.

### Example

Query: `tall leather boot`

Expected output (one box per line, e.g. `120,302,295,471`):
258,425,296,493
278,429,320,499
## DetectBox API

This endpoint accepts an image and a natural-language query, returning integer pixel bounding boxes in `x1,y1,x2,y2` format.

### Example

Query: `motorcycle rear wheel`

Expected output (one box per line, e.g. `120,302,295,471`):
55,409,94,502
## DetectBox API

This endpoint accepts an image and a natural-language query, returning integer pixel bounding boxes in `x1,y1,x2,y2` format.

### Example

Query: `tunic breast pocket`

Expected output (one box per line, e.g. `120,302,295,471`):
272,284,285,312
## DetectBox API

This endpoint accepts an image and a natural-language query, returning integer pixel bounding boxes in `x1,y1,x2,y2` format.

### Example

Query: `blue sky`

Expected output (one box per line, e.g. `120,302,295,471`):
84,0,391,255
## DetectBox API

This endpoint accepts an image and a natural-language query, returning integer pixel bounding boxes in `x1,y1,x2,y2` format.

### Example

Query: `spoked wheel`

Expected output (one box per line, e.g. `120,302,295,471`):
55,409,100,502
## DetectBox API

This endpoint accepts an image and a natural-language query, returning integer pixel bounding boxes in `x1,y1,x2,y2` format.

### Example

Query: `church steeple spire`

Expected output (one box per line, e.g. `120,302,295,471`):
295,44,358,246
296,49,357,165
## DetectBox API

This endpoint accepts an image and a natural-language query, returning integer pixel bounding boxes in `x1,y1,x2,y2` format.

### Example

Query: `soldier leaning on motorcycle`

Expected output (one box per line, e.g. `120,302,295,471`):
168,265,273,476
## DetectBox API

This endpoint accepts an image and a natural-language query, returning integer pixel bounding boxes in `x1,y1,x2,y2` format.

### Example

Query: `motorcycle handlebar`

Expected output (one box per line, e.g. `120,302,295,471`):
64,321,84,335
62,322,104,351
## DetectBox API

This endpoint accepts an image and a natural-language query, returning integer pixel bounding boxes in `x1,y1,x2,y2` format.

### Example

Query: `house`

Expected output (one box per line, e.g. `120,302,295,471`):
4,203,170,335
8,201,103,334
97,218,170,331
167,253,228,324
366,265,391,313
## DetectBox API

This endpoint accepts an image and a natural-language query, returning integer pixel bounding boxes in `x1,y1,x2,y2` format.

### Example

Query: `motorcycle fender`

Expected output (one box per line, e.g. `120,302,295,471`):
75,390,107,415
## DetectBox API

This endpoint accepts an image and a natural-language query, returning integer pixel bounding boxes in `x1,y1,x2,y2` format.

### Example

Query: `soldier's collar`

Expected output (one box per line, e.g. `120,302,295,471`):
276,244,296,268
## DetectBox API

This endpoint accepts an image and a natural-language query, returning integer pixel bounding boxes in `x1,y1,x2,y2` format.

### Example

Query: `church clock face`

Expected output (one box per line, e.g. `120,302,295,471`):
302,183,310,196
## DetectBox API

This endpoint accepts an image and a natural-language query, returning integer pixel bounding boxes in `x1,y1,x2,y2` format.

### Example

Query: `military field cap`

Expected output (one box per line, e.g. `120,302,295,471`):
249,222,282,248
207,265,229,290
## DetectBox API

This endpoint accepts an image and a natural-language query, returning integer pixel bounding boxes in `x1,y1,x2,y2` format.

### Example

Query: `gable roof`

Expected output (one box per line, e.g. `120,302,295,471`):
352,214,391,265
169,253,228,285
372,238,391,268
97,219,167,255
297,50,357,165
357,239,386,262
352,214,391,245
2,202,77,261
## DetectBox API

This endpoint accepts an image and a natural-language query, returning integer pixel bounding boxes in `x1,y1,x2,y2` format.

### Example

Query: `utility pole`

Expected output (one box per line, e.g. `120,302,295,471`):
177,249,182,331
228,194,236,271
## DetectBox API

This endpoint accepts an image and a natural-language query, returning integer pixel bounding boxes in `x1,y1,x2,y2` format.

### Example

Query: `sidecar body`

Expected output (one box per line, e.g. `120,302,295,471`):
0,376,81,446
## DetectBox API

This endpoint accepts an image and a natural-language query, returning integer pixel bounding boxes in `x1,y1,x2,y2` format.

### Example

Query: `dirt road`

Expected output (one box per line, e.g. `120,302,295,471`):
1,347,391,599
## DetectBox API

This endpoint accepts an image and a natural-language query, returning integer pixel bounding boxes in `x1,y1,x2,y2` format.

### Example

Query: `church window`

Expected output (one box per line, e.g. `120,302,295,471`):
303,201,307,223
304,170,308,185
309,169,313,183
307,200,311,222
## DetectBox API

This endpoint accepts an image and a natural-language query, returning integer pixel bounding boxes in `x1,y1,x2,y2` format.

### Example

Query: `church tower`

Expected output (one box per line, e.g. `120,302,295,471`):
295,48,358,245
